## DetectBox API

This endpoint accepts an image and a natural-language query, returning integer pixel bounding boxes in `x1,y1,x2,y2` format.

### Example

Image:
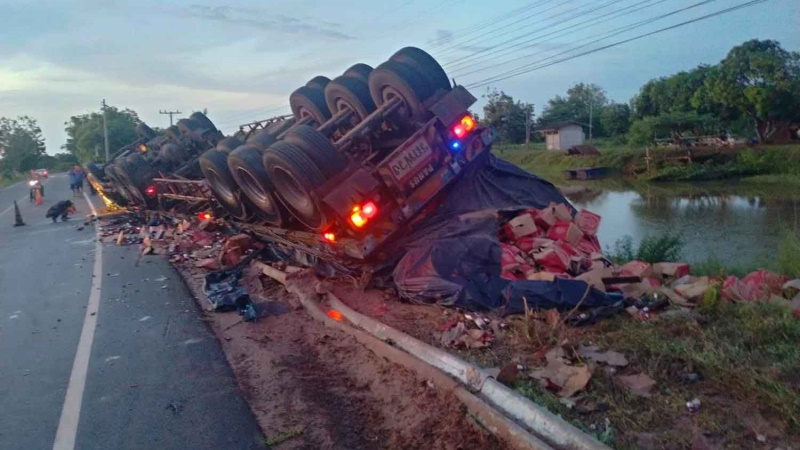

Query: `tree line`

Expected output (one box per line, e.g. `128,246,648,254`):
482,39,800,146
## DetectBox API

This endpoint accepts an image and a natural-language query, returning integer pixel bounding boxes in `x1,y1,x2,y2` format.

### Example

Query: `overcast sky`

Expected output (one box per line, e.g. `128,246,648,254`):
0,0,797,154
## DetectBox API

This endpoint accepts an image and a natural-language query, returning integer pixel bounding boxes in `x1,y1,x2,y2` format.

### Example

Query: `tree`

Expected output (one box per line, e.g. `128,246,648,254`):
540,83,608,136
631,65,713,118
698,39,800,143
0,116,47,172
482,89,533,144
627,112,720,146
599,103,631,136
63,106,141,163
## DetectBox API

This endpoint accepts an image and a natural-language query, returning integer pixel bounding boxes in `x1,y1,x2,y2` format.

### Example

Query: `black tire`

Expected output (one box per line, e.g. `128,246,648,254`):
85,163,105,181
369,60,434,121
325,75,377,124
343,63,373,83
199,149,249,220
165,125,182,141
246,130,277,151
189,112,217,132
305,76,331,91
160,142,190,164
136,123,157,140
263,141,328,230
177,118,202,136
282,125,347,179
115,154,157,206
264,118,296,138
390,47,451,93
228,144,284,225
216,136,243,153
289,86,331,126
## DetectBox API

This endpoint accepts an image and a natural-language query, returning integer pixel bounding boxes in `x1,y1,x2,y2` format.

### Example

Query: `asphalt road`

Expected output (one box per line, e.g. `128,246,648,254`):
0,175,264,449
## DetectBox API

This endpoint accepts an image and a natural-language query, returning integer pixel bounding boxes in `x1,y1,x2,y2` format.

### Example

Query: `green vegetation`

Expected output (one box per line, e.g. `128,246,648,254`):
0,172,25,189
0,116,46,174
265,429,303,447
777,231,800,279
63,106,141,163
606,233,684,265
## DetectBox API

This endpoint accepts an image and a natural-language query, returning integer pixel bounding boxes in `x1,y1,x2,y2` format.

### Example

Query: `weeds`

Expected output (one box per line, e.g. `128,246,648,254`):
607,233,684,264
777,231,800,278
265,429,303,447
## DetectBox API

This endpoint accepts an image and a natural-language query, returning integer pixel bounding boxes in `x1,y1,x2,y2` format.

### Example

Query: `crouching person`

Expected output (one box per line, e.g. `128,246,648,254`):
46,200,77,223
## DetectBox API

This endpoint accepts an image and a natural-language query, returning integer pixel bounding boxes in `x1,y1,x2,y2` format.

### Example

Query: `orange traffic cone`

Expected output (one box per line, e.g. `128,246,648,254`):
13,201,25,227
34,187,43,205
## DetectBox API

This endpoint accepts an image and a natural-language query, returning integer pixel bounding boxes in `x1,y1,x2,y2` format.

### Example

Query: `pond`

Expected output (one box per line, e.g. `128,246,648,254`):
561,179,800,267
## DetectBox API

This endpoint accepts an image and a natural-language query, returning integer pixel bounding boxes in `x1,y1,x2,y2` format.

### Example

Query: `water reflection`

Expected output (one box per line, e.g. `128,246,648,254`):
564,181,800,265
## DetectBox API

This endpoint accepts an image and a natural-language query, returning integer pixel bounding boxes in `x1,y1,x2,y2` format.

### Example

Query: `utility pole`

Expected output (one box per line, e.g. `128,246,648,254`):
587,90,594,143
524,104,532,146
159,110,182,126
102,99,110,162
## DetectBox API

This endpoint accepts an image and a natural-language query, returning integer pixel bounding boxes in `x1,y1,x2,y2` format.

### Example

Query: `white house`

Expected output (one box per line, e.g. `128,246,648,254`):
538,122,586,151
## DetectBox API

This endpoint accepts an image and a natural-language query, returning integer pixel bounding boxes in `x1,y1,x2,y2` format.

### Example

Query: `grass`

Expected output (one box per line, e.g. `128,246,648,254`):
512,301,800,448
606,233,684,265
0,172,25,189
777,231,800,278
265,429,303,447
496,143,800,184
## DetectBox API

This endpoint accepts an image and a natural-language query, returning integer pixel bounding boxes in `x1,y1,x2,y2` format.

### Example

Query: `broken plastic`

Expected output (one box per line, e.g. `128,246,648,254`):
203,268,250,312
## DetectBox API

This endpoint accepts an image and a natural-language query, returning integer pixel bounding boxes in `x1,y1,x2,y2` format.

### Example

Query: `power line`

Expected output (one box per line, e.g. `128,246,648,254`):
465,0,769,89
461,0,721,84
448,0,671,76
159,110,181,126
439,0,629,66
428,0,553,47
432,0,565,54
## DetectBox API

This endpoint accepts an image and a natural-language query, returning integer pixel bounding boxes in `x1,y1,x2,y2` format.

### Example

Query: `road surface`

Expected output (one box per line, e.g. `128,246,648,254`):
0,174,264,449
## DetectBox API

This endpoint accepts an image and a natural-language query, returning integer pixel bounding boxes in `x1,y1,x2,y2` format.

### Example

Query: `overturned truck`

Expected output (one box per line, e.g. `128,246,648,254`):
90,47,495,261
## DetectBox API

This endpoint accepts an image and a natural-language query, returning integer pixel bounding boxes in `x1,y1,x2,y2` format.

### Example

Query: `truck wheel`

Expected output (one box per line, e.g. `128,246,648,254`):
343,63,373,83
160,142,190,165
264,117,296,138
136,123,157,140
116,154,157,206
165,125,182,141
189,112,217,132
325,75,377,124
199,149,249,220
390,47,451,93
216,136,243,153
86,163,106,181
228,144,284,226
369,60,434,122
246,130,276,151
177,118,202,136
282,125,347,179
289,86,331,127
263,141,328,230
305,76,331,91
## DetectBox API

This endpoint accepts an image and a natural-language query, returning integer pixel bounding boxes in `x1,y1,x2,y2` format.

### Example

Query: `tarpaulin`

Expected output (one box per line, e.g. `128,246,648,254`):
392,152,614,315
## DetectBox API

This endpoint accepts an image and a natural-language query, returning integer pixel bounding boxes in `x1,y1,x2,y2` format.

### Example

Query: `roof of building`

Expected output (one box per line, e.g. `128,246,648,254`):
536,120,590,133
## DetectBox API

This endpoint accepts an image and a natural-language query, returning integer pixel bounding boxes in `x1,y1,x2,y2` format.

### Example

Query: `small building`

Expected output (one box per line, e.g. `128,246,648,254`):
537,121,586,151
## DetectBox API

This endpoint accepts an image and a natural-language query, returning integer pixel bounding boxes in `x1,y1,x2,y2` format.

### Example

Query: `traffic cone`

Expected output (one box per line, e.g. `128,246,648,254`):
12,201,25,227
34,188,43,205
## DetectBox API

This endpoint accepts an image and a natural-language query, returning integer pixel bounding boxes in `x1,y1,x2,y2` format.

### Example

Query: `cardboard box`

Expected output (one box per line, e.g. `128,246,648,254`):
516,236,553,253
577,237,602,255
534,207,557,229
533,246,569,272
501,243,527,268
620,260,653,279
546,221,584,246
505,212,538,239
674,277,710,302
653,262,691,280
576,267,606,292
526,270,556,281
552,202,573,221
574,209,601,236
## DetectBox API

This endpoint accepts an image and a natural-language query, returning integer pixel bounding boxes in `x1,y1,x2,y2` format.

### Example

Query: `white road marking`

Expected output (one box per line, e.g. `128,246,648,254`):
0,194,32,218
182,338,203,346
104,356,120,363
139,316,152,322
52,192,101,450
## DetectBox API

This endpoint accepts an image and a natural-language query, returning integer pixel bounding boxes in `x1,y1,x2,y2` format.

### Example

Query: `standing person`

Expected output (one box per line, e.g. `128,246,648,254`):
67,165,84,196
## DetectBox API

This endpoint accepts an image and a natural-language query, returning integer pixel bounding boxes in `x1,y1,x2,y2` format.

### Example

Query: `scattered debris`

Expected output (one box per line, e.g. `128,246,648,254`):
686,397,701,413
578,345,628,367
617,373,656,398
531,347,592,397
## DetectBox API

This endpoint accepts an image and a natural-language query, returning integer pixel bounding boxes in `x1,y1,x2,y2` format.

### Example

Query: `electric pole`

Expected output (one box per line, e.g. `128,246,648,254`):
102,99,110,162
159,110,182,126
587,91,594,143
525,104,532,146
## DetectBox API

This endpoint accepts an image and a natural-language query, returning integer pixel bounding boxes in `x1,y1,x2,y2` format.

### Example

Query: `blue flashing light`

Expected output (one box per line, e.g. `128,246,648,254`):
450,141,461,150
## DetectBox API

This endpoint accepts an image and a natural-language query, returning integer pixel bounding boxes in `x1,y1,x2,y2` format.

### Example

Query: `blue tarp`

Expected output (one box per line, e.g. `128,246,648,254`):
392,152,615,315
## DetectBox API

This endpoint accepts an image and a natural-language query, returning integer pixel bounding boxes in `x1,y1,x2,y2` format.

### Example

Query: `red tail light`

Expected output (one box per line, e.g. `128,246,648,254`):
350,201,378,228
198,212,213,221
323,232,336,242
452,114,476,139
145,185,157,196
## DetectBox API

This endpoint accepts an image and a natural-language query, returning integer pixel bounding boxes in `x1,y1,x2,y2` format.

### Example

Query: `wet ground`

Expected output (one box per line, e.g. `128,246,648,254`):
562,179,800,265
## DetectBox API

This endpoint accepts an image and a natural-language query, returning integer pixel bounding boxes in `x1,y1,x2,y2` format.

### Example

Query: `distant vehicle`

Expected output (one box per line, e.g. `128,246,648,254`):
35,169,49,178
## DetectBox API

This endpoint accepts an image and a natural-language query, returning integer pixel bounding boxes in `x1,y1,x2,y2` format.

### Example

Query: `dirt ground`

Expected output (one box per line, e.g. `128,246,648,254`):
175,264,504,450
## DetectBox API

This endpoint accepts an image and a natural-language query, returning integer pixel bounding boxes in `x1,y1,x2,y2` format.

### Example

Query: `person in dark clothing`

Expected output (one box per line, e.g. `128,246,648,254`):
46,200,76,223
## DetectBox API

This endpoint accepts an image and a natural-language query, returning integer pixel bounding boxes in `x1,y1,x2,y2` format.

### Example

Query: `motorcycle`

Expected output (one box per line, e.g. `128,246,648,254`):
29,179,45,203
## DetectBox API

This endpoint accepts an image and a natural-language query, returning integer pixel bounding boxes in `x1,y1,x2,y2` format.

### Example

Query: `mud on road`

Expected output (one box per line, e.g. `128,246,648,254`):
179,266,504,450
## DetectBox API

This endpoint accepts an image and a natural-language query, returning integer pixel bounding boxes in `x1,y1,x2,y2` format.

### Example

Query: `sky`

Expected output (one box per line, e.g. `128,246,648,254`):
0,0,797,154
